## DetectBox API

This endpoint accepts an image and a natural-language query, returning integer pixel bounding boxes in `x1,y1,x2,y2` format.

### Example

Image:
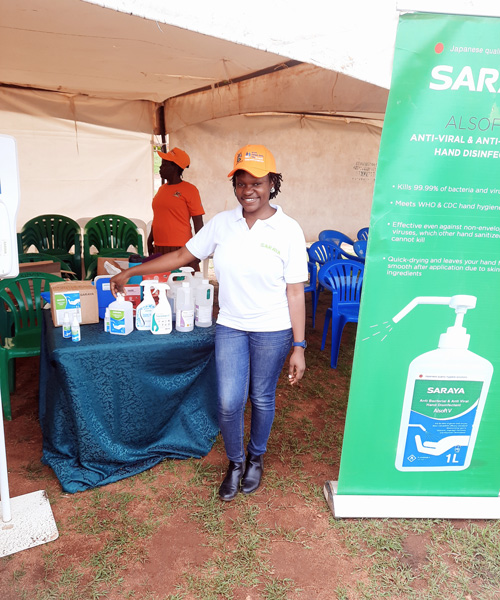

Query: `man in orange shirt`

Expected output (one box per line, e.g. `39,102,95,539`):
148,147,204,270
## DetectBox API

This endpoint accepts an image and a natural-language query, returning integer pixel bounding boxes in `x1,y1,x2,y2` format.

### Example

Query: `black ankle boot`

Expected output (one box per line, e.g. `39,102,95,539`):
241,453,264,494
219,461,244,501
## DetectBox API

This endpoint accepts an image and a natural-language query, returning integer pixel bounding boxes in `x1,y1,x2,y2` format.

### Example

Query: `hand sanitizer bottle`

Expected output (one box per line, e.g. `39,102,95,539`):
166,270,184,322
191,271,205,289
62,312,72,338
393,295,493,472
150,283,172,334
136,280,157,330
195,279,214,328
108,292,134,335
104,307,110,332
71,315,81,342
176,281,194,332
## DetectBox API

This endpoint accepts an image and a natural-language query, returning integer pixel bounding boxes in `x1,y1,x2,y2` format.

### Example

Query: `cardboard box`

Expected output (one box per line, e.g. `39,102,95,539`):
19,260,62,278
50,281,99,326
96,256,131,276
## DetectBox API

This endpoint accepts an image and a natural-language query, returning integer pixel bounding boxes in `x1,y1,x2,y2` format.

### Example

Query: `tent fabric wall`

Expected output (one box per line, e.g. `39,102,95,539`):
164,63,388,133
0,87,155,229
170,113,382,242
0,85,381,242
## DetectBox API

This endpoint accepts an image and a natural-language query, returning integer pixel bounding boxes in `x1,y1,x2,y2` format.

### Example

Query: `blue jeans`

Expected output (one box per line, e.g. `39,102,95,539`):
215,325,293,463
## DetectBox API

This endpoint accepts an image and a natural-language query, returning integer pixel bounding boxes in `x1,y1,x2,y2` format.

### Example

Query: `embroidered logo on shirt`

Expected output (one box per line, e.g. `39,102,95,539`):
173,191,182,197
260,243,280,255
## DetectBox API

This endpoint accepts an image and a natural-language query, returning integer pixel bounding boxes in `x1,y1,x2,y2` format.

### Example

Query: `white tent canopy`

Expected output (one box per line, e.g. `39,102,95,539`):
3,0,497,240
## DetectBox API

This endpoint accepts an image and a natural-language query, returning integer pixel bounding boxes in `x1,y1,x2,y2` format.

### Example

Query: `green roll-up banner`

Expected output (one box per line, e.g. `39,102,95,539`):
326,12,500,519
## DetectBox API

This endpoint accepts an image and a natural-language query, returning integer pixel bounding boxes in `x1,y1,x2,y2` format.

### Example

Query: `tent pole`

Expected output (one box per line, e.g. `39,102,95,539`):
158,104,166,185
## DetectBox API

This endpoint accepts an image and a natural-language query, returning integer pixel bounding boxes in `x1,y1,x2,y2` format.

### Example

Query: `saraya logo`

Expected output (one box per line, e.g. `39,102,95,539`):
427,387,465,394
430,66,500,92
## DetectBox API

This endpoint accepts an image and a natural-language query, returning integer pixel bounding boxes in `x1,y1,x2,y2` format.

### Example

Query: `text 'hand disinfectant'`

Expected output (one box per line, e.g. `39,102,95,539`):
393,295,493,472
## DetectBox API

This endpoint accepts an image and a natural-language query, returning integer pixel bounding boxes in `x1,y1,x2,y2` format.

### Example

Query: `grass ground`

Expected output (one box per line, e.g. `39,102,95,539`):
2,293,500,599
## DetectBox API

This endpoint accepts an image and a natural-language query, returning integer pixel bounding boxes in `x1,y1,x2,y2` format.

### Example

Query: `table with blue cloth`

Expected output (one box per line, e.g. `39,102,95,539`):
39,312,218,493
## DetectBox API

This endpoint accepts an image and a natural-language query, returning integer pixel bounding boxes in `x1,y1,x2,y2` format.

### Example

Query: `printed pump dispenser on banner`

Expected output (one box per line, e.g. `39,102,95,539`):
393,295,493,472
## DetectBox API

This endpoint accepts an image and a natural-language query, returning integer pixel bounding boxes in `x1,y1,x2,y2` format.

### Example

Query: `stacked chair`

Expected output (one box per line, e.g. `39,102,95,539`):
18,214,82,278
83,214,144,279
307,240,344,328
308,229,366,368
357,227,369,241
0,272,64,419
353,240,367,260
318,259,364,369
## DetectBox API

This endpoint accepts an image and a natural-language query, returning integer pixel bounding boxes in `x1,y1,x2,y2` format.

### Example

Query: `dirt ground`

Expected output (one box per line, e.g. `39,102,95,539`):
2,299,489,599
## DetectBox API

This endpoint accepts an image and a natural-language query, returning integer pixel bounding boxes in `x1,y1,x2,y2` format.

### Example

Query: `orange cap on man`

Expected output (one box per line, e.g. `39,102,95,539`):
227,144,277,178
157,147,190,169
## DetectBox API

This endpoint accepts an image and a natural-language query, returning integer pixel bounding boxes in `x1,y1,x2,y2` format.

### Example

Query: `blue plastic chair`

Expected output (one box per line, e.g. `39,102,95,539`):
317,229,363,262
318,230,355,246
333,244,365,263
307,240,342,266
318,260,364,368
357,227,369,241
307,241,344,307
304,260,319,328
353,240,367,260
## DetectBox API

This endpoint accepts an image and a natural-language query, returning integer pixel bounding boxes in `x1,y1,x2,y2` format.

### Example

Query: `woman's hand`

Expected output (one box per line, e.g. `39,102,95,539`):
288,347,306,385
110,270,130,297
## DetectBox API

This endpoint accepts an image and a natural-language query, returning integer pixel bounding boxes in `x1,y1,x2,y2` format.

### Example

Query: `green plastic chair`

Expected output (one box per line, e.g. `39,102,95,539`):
18,253,78,279
0,272,64,420
18,214,82,278
83,214,143,279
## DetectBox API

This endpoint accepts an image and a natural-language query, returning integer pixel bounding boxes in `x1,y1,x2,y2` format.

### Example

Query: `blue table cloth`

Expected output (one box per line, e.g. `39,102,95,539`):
39,312,218,493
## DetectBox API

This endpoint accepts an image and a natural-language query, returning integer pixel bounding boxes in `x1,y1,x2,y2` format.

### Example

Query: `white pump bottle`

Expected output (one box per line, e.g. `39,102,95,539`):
393,295,493,472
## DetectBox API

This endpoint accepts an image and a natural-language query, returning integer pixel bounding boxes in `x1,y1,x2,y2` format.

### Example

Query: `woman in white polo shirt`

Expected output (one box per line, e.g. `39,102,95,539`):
111,144,308,501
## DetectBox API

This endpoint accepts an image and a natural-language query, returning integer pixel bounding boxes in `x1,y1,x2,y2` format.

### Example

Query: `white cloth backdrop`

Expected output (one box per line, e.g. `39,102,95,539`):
0,87,155,230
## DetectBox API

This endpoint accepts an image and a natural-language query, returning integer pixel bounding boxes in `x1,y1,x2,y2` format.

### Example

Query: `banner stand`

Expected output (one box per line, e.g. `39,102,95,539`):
324,481,500,519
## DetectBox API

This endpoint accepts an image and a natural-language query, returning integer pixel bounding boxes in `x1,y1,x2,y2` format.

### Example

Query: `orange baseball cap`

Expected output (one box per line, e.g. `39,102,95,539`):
157,147,190,169
227,144,277,178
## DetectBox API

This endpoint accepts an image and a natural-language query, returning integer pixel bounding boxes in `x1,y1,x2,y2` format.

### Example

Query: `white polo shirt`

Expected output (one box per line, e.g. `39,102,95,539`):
186,204,308,332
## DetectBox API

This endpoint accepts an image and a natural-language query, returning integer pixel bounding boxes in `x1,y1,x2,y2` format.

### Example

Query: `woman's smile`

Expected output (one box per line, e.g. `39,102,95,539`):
234,171,275,221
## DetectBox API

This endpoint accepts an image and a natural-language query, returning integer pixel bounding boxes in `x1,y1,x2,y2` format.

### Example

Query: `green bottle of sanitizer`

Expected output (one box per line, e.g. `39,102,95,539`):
393,295,493,472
